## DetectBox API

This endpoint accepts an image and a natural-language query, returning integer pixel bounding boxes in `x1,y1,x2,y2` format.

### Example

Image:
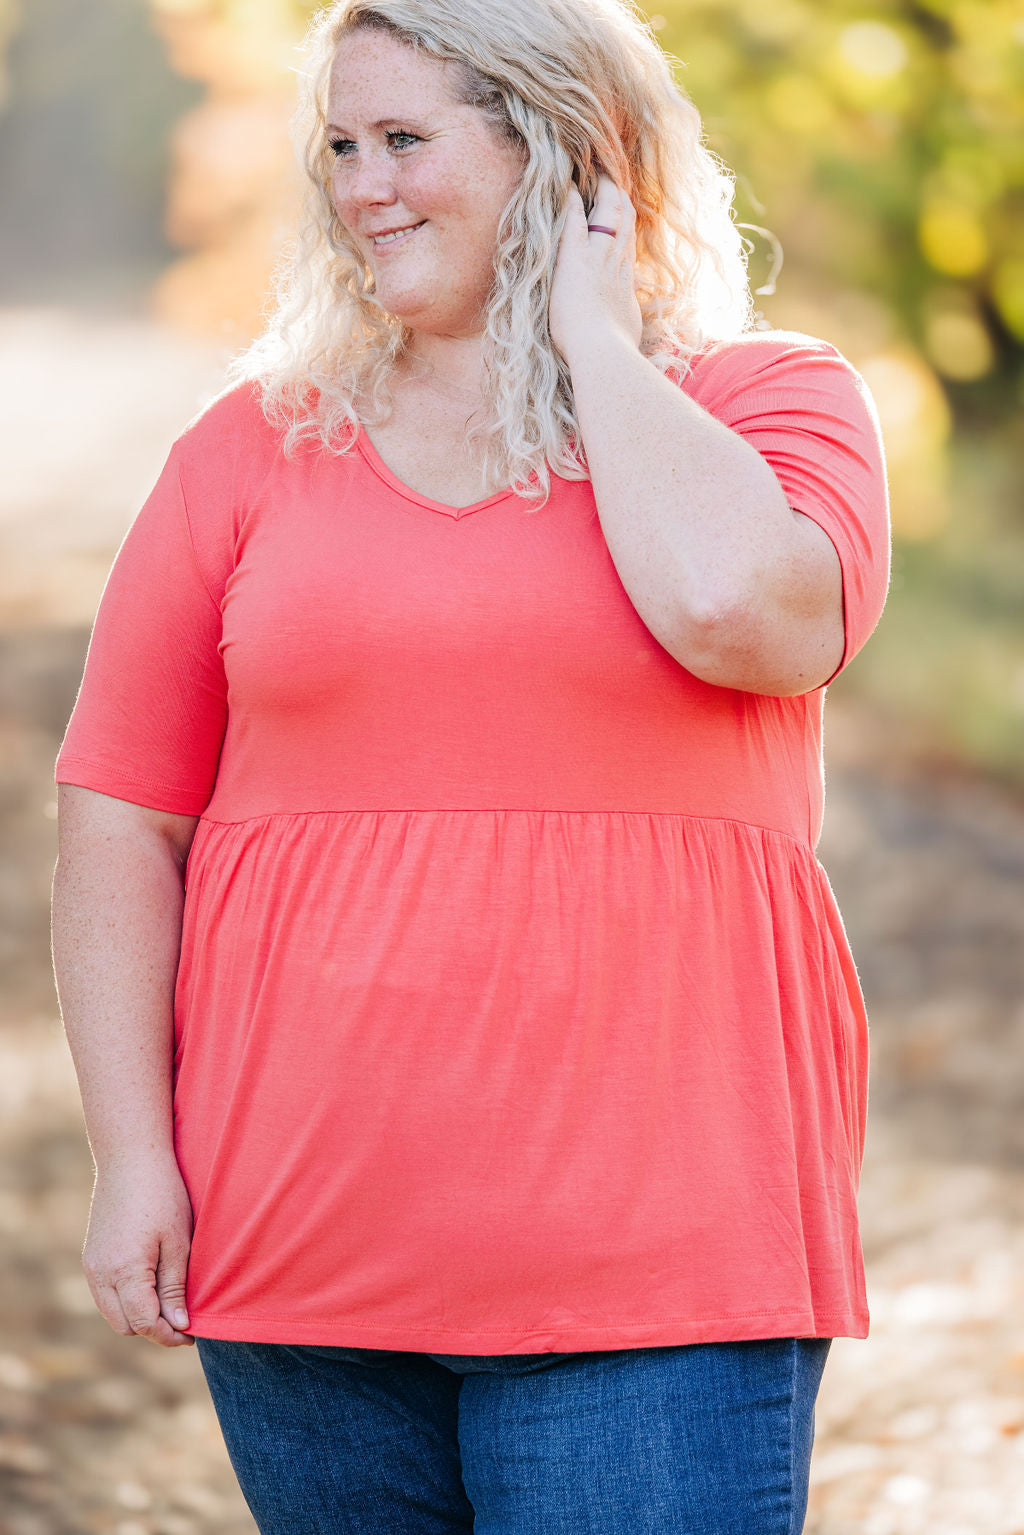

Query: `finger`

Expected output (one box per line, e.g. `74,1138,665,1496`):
561,183,590,245
89,1277,135,1337
129,1304,190,1348
588,173,621,231
156,1240,191,1335
566,183,587,218
116,1276,180,1346
608,183,635,250
592,170,618,204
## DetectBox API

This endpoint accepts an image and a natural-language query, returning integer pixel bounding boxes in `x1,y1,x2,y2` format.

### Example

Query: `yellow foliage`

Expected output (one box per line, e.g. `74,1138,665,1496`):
764,73,836,137
923,307,995,382
837,20,909,81
991,259,1024,343
735,0,807,45
858,349,952,541
918,202,989,278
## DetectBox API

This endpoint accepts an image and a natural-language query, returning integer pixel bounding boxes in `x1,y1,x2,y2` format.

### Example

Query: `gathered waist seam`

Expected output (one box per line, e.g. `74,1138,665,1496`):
196,806,813,849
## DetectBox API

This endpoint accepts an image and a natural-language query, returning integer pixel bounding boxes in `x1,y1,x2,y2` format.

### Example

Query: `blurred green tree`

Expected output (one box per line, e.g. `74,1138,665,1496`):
648,0,1024,423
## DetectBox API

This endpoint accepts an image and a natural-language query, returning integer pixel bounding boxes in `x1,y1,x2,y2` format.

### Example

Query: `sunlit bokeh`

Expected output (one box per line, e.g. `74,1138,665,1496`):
146,0,306,339
992,256,1024,342
837,20,909,82
859,348,952,541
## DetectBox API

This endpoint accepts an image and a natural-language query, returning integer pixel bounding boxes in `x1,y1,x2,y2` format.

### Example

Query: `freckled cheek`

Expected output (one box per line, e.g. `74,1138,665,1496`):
329,175,353,228
397,167,457,219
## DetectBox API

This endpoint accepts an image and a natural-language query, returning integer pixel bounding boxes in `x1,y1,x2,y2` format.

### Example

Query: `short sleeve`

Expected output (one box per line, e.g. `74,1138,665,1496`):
54,445,229,815
682,330,891,678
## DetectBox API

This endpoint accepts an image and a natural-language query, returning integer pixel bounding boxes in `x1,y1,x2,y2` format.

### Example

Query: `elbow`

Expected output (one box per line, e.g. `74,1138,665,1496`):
669,588,762,681
658,525,846,694
664,592,838,696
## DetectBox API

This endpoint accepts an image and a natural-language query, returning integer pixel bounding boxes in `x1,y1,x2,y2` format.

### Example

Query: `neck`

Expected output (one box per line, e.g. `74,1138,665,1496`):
400,331,487,399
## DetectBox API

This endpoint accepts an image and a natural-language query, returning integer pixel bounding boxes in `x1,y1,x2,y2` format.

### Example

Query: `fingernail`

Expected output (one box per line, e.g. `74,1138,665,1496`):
174,1309,189,1328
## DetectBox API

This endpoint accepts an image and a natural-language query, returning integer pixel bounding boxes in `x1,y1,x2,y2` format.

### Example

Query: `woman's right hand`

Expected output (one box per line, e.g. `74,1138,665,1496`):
82,1154,196,1348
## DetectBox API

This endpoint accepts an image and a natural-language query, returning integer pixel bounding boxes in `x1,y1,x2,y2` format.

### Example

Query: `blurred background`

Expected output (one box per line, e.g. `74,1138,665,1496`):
0,0,1022,1531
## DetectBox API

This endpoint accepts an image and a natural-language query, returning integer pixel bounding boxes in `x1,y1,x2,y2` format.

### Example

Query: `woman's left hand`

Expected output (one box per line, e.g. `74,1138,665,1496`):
548,173,644,363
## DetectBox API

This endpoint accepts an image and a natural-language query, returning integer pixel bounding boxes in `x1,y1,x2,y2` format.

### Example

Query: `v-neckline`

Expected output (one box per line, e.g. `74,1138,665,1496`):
354,424,520,520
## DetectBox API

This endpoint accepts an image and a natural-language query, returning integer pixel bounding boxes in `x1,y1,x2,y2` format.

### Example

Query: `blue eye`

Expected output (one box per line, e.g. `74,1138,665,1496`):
328,130,420,159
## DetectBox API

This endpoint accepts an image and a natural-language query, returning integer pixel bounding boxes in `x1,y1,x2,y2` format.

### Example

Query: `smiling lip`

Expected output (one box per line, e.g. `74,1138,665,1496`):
369,221,426,248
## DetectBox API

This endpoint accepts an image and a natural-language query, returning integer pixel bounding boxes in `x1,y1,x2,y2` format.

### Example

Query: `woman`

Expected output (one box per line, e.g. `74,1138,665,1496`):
51,0,890,1529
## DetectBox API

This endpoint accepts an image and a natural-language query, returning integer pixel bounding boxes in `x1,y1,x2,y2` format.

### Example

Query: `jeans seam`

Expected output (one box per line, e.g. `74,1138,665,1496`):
787,1339,799,1535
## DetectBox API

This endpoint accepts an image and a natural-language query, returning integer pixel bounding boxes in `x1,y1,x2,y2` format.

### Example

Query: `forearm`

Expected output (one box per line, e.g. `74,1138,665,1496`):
51,825,186,1174
564,328,840,689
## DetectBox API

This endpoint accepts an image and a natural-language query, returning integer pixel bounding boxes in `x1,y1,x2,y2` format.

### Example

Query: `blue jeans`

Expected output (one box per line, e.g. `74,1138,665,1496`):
196,1337,831,1533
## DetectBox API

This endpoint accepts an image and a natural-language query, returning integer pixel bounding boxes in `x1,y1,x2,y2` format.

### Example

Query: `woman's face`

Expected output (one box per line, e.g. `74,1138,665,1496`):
326,29,527,338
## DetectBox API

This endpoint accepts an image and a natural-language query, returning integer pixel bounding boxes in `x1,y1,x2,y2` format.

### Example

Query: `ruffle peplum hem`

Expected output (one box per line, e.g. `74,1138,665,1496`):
173,807,869,1349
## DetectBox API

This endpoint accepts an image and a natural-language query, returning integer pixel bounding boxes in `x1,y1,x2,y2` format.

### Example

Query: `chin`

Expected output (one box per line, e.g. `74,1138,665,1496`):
375,286,448,326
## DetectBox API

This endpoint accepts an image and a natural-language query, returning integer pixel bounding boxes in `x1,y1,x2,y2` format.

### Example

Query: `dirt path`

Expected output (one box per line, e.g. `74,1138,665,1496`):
806,722,1024,1535
2,310,1022,1535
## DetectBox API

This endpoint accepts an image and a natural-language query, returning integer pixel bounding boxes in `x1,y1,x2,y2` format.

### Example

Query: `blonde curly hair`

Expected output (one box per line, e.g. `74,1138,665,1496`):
232,0,756,503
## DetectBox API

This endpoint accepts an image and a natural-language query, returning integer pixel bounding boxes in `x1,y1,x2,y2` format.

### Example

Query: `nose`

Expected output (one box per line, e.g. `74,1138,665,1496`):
340,148,400,212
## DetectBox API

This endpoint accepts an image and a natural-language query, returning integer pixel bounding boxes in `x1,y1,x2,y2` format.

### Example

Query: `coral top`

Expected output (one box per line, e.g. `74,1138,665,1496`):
56,329,890,1351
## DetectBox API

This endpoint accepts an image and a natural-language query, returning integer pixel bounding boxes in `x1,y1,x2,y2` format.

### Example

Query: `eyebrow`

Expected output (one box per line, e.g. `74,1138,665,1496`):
324,118,431,136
